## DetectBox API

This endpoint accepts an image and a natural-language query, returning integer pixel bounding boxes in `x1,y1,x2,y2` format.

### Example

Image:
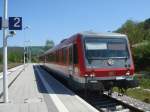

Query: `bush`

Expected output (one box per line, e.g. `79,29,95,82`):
132,42,150,71
8,52,23,63
139,76,150,89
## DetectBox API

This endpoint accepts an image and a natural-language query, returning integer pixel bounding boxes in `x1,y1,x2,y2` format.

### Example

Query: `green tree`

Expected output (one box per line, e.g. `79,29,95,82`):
116,18,150,71
116,20,144,45
144,18,150,30
8,52,23,63
44,40,55,51
143,18,150,41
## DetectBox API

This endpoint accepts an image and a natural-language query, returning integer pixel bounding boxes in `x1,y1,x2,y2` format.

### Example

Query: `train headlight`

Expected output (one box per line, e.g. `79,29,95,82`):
90,73,95,77
93,74,95,77
126,71,130,76
84,74,88,77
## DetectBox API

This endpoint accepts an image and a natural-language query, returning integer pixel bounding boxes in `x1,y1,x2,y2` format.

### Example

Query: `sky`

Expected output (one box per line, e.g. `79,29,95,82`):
0,0,150,47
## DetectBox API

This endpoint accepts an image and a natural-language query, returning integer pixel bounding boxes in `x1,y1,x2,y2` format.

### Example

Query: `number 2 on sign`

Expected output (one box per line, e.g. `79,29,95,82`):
14,17,21,28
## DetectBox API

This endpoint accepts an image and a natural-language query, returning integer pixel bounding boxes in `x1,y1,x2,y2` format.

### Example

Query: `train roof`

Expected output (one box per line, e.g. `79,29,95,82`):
42,32,127,56
78,31,127,38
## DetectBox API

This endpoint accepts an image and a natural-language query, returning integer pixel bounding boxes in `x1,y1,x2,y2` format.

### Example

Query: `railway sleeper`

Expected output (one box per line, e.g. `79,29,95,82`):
100,107,129,112
112,108,130,112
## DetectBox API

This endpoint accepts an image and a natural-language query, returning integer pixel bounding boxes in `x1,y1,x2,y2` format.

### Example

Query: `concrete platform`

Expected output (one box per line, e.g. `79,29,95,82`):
0,64,99,112
0,64,24,97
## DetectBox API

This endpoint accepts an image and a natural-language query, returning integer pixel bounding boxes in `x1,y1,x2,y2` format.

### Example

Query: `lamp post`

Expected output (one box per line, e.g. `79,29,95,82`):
28,40,31,63
23,26,30,69
23,41,26,70
24,41,29,62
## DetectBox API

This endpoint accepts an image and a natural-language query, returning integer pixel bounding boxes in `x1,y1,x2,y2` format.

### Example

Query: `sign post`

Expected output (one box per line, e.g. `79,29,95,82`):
3,0,8,103
1,0,22,103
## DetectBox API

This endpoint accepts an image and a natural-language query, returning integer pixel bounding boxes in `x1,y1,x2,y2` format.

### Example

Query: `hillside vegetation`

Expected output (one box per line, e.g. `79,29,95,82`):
0,40,54,65
0,46,45,64
116,18,150,72
115,18,150,103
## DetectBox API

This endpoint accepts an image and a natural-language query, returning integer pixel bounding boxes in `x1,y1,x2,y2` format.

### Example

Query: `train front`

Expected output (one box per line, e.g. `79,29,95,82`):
83,34,138,92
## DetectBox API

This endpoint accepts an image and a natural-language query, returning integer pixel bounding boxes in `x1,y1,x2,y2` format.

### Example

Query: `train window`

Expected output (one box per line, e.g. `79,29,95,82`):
50,54,53,62
69,47,73,64
53,53,55,62
86,43,107,50
55,51,57,62
48,54,50,62
49,54,51,62
63,48,67,64
56,51,58,62
85,38,129,59
58,50,60,63
52,53,54,62
61,49,64,63
73,44,78,64
54,52,56,62
59,50,61,63
108,43,126,50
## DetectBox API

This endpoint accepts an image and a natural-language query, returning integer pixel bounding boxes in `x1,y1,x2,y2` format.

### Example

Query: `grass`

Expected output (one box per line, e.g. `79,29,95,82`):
134,76,150,103
113,73,150,104
134,73,150,89
139,78,150,89
113,87,150,104
0,63,22,72
127,88,150,103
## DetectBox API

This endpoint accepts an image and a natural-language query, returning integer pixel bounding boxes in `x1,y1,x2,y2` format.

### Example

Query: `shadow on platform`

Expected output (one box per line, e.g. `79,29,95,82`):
33,65,74,96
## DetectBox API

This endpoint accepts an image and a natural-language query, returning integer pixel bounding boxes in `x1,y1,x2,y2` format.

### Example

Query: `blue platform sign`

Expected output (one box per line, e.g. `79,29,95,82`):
0,17,2,30
9,17,22,30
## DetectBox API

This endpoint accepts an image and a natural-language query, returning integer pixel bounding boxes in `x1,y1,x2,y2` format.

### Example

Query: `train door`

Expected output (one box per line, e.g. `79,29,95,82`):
68,44,79,90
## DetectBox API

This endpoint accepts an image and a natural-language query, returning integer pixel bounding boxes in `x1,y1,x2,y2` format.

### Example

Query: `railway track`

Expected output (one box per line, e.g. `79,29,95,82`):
77,91,143,112
41,66,149,112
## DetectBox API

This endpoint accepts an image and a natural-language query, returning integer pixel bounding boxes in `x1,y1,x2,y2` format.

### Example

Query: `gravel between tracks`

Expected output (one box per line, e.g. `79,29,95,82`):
108,92,150,111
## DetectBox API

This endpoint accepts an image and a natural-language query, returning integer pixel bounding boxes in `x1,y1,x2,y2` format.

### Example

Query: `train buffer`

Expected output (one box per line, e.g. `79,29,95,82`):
0,64,99,112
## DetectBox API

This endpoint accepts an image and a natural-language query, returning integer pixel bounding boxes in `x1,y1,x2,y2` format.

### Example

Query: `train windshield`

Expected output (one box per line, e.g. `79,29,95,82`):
84,37,129,59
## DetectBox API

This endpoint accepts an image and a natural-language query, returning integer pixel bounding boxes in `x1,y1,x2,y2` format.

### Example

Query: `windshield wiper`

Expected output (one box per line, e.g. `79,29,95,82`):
87,56,128,60
87,57,108,60
108,57,128,59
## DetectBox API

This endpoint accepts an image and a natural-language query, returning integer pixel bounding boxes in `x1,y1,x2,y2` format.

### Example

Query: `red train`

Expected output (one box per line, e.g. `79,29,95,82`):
39,32,138,93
